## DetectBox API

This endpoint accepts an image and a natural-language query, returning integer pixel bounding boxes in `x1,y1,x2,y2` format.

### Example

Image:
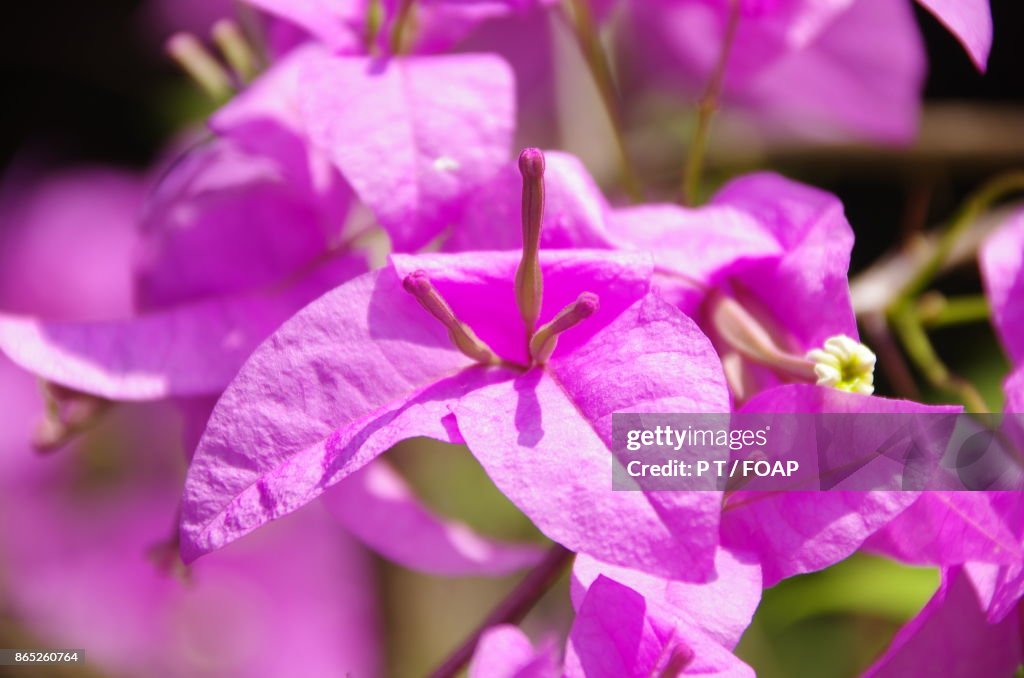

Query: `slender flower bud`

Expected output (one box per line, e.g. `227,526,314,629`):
529,292,599,365
709,294,817,381
166,33,233,101
403,271,502,365
212,20,258,83
806,335,877,395
515,148,546,336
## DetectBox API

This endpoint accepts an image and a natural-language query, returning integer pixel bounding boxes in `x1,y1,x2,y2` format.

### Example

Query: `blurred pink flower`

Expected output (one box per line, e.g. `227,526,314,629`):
0,171,381,677
617,0,991,142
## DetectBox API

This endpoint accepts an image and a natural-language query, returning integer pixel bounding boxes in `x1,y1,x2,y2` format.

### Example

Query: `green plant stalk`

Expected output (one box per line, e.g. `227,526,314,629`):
917,294,991,329
565,0,643,202
682,0,740,206
898,171,1024,301
888,299,990,413
428,543,573,678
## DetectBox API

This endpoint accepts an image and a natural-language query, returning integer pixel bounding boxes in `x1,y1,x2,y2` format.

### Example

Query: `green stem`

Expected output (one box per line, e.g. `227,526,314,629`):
565,0,643,202
682,0,740,205
917,293,991,329
888,299,990,413
898,171,1024,301
428,543,573,678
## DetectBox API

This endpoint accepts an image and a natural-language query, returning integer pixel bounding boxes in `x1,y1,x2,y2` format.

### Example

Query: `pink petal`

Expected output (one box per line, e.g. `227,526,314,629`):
866,492,1023,567
608,202,781,316
323,460,544,575
571,548,762,649
623,0,924,142
136,137,351,309
710,172,859,349
390,250,652,366
299,52,515,250
965,559,1024,623
724,384,960,585
0,167,142,321
864,568,1021,678
0,256,365,400
469,625,559,678
242,0,369,53
208,44,353,215
565,576,754,678
980,209,1024,363
180,265,480,560
739,0,926,143
0,368,380,677
915,0,992,71
445,151,613,252
455,294,731,579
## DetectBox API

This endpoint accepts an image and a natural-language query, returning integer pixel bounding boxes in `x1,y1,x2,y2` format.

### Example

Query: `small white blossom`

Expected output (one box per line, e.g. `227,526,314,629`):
806,335,877,395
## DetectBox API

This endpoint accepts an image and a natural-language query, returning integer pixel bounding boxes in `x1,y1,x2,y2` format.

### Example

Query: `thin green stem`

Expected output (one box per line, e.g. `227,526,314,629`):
428,543,573,678
682,0,740,205
888,299,990,413
898,171,1024,301
917,293,991,329
564,0,643,201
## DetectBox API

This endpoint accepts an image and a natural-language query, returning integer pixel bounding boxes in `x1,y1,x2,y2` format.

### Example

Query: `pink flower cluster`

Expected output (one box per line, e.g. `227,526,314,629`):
0,1,1015,676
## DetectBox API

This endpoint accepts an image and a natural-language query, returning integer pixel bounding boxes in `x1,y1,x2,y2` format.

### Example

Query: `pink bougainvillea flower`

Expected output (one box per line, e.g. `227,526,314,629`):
863,567,1022,678
181,149,732,578
617,0,991,142
469,547,761,677
0,165,538,577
